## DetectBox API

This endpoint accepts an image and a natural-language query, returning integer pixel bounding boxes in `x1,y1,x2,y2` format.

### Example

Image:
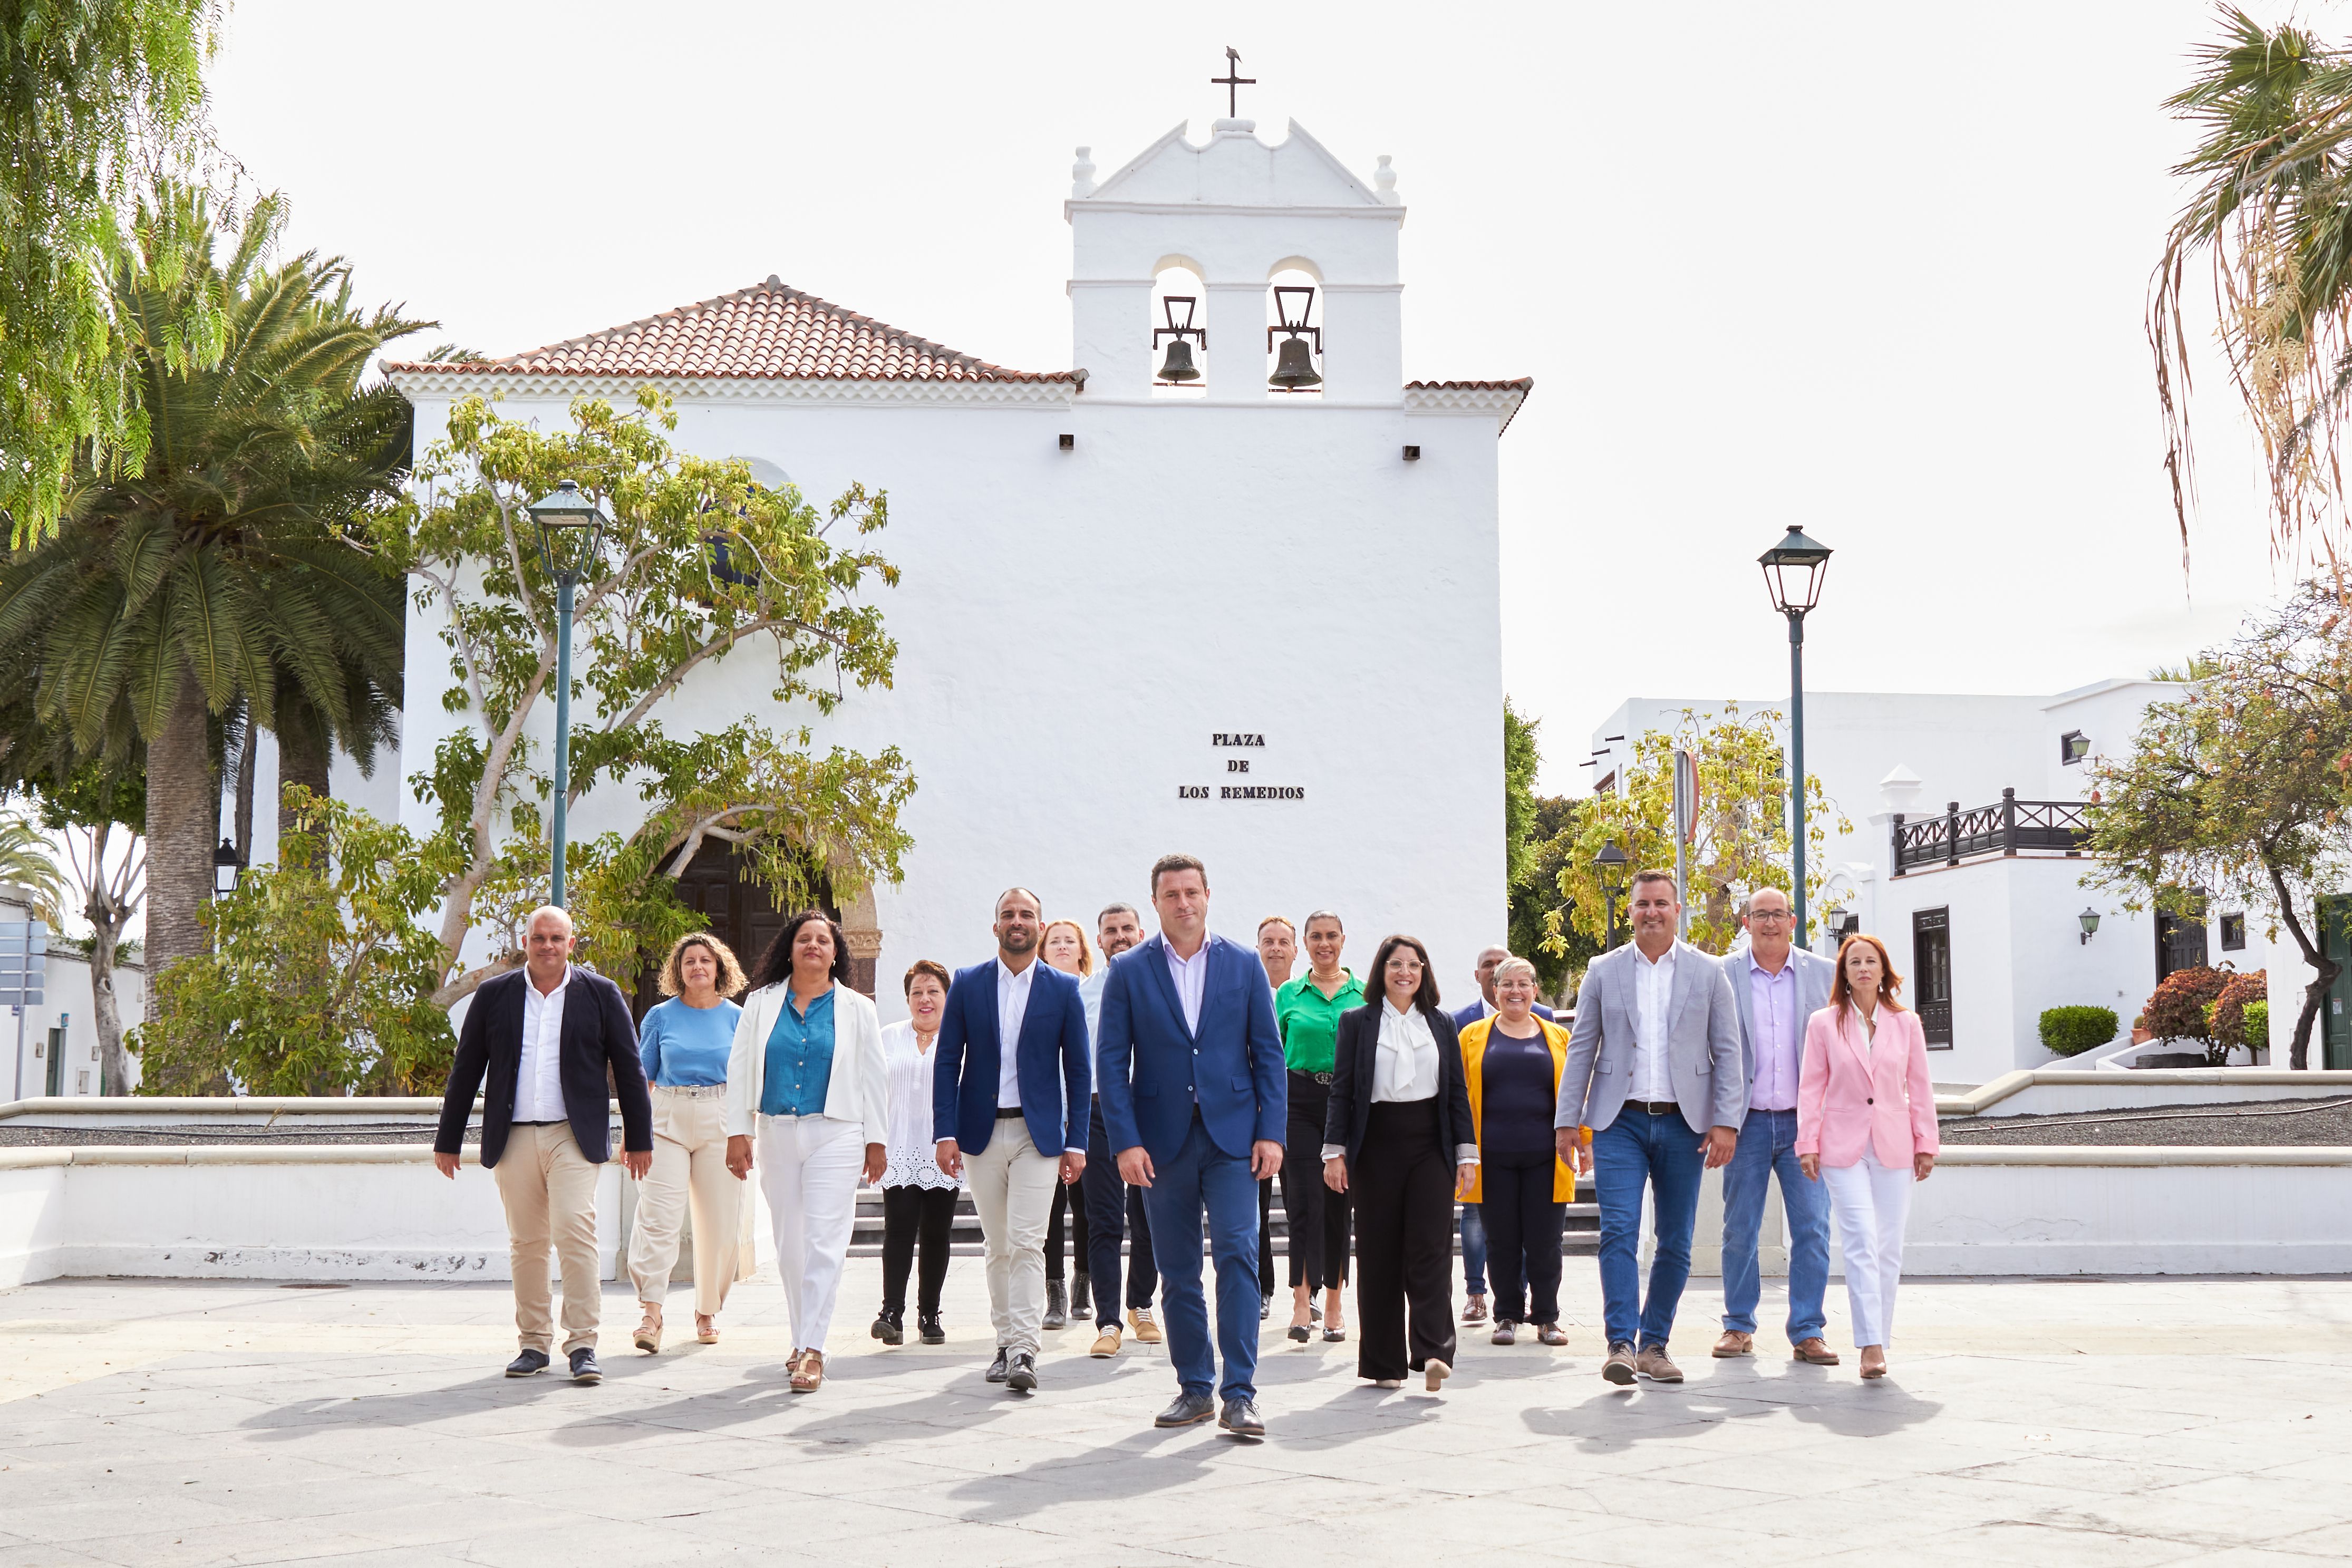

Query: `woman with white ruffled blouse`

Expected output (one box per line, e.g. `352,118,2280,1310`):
871,959,963,1347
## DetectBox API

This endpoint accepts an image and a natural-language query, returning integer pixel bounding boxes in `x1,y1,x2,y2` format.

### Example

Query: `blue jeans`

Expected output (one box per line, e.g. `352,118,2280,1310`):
1719,1107,1830,1342
1139,1113,1262,1402
1459,1202,1488,1295
1592,1107,1706,1351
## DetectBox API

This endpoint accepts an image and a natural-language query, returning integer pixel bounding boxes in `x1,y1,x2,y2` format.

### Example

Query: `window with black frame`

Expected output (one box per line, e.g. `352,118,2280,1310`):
1912,907,1953,1048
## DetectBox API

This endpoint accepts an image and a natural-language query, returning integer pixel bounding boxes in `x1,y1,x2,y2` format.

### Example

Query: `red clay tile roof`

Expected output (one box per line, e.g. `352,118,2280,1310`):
384,278,1075,383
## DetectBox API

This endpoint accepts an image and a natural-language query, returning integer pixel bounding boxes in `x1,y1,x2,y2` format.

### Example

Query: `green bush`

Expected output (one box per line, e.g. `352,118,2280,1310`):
2040,1005,2121,1058
2242,1000,2270,1053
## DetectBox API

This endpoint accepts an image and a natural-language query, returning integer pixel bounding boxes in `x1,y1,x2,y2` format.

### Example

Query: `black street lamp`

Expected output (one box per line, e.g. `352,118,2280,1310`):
211,838,245,899
525,479,608,909
1758,525,1833,944
1594,840,1630,951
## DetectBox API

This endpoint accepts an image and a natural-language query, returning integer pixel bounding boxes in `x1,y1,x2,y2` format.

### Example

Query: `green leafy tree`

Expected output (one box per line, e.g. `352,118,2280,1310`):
378,390,914,1005
29,760,145,1093
1545,705,1848,956
0,185,421,995
2087,582,2352,1067
135,789,458,1095
2151,8,2352,570
0,1,224,542
1498,702,1596,995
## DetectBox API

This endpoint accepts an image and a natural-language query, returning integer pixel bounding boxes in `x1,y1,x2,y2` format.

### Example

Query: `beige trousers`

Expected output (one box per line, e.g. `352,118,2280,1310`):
628,1088,747,1315
493,1121,603,1354
964,1115,1059,1357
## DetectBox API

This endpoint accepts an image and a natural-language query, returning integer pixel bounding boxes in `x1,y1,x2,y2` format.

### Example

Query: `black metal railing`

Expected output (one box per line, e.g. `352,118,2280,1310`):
1892,788,2088,875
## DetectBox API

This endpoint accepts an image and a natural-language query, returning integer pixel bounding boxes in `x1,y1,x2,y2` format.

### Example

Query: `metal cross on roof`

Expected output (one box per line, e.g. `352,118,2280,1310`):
1212,46,1255,118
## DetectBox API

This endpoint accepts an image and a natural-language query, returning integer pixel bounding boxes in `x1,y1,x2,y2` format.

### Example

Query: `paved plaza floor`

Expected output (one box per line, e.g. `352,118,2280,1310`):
5,1263,2351,1566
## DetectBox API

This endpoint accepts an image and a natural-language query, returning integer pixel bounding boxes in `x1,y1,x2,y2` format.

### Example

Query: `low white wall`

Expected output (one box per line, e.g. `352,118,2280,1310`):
1946,1068,2352,1118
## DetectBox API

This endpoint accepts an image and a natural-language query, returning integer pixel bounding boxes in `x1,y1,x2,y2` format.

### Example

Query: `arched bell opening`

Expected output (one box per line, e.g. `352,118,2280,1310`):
1265,266,1323,396
1150,260,1209,396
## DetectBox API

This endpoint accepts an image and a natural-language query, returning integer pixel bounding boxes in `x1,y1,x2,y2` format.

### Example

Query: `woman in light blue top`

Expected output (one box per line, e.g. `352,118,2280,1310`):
627,933,749,1355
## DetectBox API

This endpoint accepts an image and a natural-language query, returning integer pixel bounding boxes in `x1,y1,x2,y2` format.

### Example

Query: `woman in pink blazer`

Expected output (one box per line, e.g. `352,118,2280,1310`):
1796,933,1938,1379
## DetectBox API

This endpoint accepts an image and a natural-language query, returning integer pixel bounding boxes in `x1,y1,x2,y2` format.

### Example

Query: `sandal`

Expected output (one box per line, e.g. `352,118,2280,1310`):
632,1304,662,1354
790,1348,825,1392
696,1314,719,1344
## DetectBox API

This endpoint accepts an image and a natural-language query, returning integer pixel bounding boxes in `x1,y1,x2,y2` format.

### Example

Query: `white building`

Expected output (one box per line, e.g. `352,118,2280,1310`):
381,114,1528,1017
0,885,143,1099
1586,682,2318,1086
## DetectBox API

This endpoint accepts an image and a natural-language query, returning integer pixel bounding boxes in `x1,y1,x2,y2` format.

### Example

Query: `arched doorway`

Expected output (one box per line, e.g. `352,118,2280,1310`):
638,839,882,1014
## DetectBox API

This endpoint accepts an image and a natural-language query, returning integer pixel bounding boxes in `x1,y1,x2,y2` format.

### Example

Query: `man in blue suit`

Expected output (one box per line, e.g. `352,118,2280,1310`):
1097,853,1286,1438
933,887,1091,1393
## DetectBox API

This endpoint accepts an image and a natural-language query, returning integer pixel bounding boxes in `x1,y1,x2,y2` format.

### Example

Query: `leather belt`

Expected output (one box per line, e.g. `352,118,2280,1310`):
1289,1069,1334,1086
1626,1099,1679,1116
653,1083,727,1099
995,1106,1025,1119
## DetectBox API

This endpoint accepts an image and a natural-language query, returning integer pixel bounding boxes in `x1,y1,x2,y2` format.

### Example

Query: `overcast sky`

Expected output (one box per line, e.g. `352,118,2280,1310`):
208,1,2314,792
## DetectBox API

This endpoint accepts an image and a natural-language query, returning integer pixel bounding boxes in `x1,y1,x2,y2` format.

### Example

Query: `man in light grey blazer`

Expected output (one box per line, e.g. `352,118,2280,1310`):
1716,887,1842,1367
1554,869,1744,1386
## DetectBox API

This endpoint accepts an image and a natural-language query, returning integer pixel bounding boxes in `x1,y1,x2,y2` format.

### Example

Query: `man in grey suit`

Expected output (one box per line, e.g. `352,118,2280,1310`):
1555,869,1744,1385
1716,887,1842,1366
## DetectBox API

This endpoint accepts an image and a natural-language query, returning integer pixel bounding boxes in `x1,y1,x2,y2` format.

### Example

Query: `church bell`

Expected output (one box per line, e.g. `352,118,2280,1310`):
1267,336,1321,390
1155,337,1201,383
1265,284,1323,392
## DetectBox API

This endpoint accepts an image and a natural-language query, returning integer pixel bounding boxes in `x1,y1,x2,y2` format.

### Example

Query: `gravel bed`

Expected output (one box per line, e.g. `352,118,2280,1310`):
1939,1097,2352,1147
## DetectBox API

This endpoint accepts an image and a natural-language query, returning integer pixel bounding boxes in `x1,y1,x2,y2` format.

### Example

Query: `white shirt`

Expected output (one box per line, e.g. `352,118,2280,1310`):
1630,943,1678,1106
1164,936,1209,1034
1373,999,1439,1102
880,1020,960,1190
995,957,1035,1108
1078,966,1108,1049
514,965,572,1123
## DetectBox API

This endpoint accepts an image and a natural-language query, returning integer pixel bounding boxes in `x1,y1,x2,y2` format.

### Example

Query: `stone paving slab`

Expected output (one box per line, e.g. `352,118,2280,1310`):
3,1264,2350,1565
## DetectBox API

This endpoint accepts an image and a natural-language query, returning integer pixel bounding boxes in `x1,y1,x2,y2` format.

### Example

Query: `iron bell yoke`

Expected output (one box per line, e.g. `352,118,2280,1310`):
1153,295,1206,384
1266,284,1323,391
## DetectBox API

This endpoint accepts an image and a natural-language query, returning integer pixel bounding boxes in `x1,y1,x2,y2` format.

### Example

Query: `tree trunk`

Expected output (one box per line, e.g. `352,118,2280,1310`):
142,666,216,991
233,706,258,867
275,690,332,866
88,906,131,1097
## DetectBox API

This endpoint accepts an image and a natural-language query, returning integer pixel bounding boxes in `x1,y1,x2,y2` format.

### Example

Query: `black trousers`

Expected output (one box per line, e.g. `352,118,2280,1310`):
1351,1098,1457,1380
1082,1095,1158,1327
1044,1177,1089,1283
879,1184,956,1320
1258,1177,1276,1296
1480,1147,1566,1324
1282,1074,1351,1291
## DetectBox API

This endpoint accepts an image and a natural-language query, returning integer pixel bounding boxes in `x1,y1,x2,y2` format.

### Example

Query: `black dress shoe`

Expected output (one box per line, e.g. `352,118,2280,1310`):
1219,1397,1266,1438
918,1315,946,1345
1043,1280,1068,1330
985,1347,1010,1383
568,1348,602,1384
1260,1292,1272,1321
871,1311,903,1346
1005,1352,1038,1392
1287,1323,1310,1343
505,1349,549,1378
1154,1391,1216,1428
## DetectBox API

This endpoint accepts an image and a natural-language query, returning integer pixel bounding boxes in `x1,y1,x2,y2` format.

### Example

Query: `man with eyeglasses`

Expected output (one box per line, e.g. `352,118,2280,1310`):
1715,886,1840,1367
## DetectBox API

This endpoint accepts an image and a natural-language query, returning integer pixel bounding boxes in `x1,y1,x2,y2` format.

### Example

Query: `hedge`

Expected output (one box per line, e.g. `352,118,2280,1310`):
2040,1005,2120,1058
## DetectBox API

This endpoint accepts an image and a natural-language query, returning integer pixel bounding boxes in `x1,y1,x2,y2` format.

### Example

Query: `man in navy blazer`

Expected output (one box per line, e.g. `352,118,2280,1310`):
933,887,1091,1393
1097,854,1286,1438
432,906,653,1385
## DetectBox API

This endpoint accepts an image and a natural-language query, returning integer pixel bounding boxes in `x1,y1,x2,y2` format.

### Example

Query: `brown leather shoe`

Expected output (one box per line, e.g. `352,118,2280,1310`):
1712,1330,1754,1359
1090,1324,1122,1359
1601,1343,1638,1385
1461,1295,1489,1324
789,1349,825,1392
1635,1344,1684,1383
1792,1337,1842,1366
1127,1308,1163,1345
1536,1322,1569,1347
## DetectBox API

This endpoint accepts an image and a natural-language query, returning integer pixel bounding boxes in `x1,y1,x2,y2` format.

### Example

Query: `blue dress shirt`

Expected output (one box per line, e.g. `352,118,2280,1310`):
760,986,836,1117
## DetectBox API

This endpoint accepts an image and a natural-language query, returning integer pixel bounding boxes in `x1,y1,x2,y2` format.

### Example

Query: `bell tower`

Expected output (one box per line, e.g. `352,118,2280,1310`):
1066,112,1404,404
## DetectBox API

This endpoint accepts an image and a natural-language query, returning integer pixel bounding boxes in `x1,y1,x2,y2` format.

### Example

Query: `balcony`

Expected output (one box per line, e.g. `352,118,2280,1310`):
1892,788,2088,874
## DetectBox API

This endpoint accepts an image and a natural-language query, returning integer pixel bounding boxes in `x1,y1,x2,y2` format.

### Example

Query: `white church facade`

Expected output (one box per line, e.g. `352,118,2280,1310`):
382,114,1529,1018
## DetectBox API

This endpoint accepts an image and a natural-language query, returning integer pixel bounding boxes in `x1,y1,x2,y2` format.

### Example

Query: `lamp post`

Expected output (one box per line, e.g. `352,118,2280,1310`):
526,479,608,908
1594,840,1629,951
1758,525,1833,947
210,838,245,899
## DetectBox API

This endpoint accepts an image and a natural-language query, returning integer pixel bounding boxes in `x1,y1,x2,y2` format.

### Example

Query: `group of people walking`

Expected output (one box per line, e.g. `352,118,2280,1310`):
429,853,1940,1428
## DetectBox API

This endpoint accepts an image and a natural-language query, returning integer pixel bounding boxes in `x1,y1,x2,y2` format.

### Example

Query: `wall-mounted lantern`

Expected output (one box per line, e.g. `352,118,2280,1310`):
2078,907,2102,945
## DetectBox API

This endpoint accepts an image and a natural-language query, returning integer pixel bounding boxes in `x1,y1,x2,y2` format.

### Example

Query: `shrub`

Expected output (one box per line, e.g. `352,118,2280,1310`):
2211,970,2269,1051
2040,1005,2121,1058
2242,1000,2270,1053
2138,966,2231,1056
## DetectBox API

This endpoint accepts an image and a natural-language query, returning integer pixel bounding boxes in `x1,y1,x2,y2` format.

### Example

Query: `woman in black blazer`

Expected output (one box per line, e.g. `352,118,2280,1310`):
1323,933,1477,1391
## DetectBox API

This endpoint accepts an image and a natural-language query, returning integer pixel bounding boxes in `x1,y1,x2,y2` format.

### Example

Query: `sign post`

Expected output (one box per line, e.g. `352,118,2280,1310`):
1671,749,1698,941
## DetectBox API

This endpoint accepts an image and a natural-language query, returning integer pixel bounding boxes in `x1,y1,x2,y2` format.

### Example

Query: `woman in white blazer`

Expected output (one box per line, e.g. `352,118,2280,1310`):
725,909,888,1393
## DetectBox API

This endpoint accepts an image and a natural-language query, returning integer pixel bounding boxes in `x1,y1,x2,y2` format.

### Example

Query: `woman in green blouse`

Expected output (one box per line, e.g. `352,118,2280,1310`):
1275,909,1363,1343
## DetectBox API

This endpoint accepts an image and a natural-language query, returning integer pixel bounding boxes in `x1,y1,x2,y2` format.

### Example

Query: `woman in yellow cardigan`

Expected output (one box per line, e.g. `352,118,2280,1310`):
1458,956,1584,1346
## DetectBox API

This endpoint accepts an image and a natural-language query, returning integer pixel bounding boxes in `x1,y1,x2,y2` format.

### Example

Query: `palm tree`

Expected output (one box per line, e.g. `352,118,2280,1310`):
2153,9,2352,574
0,184,423,991
0,814,69,926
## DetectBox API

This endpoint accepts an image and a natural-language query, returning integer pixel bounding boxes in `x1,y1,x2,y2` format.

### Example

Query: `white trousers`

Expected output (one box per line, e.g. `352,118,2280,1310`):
962,1116,1060,1357
628,1088,750,1315
1822,1148,1913,1349
757,1114,865,1353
